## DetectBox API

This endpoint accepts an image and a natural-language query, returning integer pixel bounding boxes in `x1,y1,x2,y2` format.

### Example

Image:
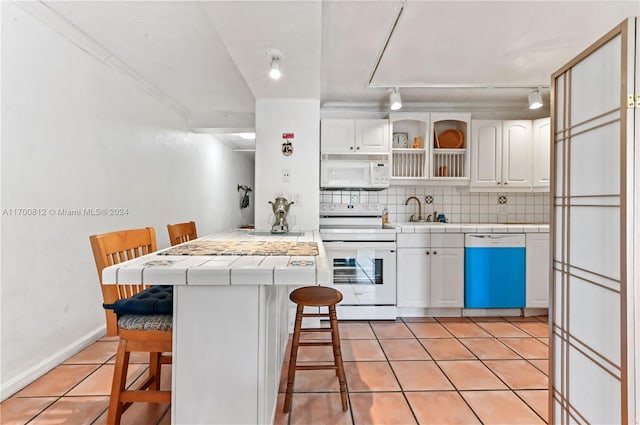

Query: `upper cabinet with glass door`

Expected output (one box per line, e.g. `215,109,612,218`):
389,113,429,180
429,113,471,181
320,119,390,154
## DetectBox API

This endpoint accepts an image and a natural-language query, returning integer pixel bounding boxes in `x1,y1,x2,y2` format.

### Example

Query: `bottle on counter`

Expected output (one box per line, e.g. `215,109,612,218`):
382,207,389,225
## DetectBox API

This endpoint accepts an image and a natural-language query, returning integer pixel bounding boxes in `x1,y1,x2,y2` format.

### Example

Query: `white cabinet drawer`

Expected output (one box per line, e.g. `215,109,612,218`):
397,233,430,248
430,233,464,248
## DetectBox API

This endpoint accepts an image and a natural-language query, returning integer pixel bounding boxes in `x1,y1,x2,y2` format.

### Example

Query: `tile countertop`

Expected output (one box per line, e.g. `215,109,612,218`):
388,222,550,233
101,229,331,286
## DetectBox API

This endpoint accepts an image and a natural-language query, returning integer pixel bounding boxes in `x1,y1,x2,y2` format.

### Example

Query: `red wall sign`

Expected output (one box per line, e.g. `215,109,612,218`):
282,133,294,139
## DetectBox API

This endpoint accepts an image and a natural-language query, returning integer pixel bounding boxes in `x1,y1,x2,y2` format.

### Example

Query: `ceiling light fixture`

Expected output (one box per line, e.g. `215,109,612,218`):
528,88,543,109
266,48,284,81
269,57,281,80
389,87,402,110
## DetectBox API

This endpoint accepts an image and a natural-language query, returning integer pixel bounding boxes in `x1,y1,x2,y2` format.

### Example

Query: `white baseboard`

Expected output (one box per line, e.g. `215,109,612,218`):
0,325,106,401
523,308,549,317
398,307,463,317
334,305,397,320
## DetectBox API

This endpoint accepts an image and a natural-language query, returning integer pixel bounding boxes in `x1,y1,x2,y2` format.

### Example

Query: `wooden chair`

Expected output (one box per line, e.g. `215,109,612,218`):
89,227,172,425
167,221,198,246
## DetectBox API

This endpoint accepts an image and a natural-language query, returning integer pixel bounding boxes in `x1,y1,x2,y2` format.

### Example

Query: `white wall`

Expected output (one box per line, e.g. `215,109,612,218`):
254,99,319,231
0,3,252,398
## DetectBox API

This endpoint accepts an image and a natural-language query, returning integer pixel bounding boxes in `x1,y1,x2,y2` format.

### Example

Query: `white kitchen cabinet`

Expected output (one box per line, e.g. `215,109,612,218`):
396,234,464,309
532,117,551,189
320,119,389,154
526,233,549,308
356,119,390,152
470,120,501,188
470,119,534,189
320,119,353,153
502,120,533,188
397,248,431,307
430,248,465,308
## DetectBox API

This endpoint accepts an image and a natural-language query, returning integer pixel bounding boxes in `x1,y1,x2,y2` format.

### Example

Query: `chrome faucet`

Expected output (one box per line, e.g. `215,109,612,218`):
404,196,423,222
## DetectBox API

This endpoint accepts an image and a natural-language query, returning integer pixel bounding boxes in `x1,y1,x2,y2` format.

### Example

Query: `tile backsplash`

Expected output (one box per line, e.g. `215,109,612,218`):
320,186,550,224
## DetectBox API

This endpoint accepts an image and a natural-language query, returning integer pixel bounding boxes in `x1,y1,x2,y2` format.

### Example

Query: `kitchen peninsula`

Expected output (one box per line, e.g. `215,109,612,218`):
101,230,330,425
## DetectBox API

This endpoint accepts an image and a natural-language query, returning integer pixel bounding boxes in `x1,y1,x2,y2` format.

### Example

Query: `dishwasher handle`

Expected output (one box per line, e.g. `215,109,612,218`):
465,233,525,248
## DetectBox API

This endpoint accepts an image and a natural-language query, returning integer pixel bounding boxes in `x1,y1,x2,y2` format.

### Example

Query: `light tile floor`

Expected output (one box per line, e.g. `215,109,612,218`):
1,316,548,425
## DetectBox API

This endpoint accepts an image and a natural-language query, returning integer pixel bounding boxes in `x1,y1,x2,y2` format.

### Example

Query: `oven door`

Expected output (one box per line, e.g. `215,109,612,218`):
323,241,396,305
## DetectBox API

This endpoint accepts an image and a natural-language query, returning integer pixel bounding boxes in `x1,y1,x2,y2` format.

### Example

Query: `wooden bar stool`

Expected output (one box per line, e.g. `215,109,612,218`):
284,286,348,413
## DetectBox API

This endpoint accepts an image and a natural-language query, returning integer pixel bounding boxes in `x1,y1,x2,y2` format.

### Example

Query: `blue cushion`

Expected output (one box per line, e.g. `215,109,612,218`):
104,286,173,315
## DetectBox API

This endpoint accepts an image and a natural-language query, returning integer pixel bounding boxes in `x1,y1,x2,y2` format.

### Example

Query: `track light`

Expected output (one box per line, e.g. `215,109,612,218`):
269,57,281,80
389,87,402,110
528,88,543,109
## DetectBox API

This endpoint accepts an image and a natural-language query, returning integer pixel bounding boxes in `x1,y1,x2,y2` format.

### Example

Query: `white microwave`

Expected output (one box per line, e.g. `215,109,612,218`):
320,159,390,190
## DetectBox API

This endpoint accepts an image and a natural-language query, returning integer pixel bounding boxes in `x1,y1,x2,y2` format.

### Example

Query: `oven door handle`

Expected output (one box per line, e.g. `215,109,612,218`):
322,241,396,250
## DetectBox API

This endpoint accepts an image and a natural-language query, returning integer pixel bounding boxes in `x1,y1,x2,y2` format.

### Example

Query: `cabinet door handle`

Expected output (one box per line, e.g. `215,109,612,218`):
356,146,360,150
497,182,501,185
426,251,430,255
350,146,354,150
504,182,508,185
433,251,437,255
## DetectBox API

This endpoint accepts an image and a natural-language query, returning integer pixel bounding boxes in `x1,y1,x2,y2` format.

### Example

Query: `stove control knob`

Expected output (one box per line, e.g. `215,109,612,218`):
329,205,336,211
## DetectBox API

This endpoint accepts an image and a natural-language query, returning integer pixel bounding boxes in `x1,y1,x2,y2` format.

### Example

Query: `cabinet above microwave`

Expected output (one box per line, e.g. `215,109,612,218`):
321,119,390,154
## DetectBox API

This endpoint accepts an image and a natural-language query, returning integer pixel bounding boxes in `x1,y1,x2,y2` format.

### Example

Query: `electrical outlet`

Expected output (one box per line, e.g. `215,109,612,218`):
282,169,291,183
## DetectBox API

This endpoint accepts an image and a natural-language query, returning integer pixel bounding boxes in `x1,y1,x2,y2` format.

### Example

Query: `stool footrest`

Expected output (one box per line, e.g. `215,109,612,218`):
301,313,331,318
300,328,332,333
295,364,338,371
298,341,333,347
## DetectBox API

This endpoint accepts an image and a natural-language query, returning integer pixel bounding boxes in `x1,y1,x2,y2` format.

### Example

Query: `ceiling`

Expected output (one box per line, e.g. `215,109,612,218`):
43,1,639,147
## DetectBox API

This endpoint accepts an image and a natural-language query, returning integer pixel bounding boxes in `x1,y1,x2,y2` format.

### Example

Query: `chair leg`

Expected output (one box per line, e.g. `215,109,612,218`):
329,305,348,411
149,352,161,390
284,304,304,413
107,339,130,425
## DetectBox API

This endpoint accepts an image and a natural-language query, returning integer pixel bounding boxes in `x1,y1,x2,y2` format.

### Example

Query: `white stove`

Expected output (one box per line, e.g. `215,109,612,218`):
319,203,397,320
319,203,397,242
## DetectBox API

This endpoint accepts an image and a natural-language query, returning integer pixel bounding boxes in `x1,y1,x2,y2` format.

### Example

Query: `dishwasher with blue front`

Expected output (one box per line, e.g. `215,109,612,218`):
464,233,525,308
